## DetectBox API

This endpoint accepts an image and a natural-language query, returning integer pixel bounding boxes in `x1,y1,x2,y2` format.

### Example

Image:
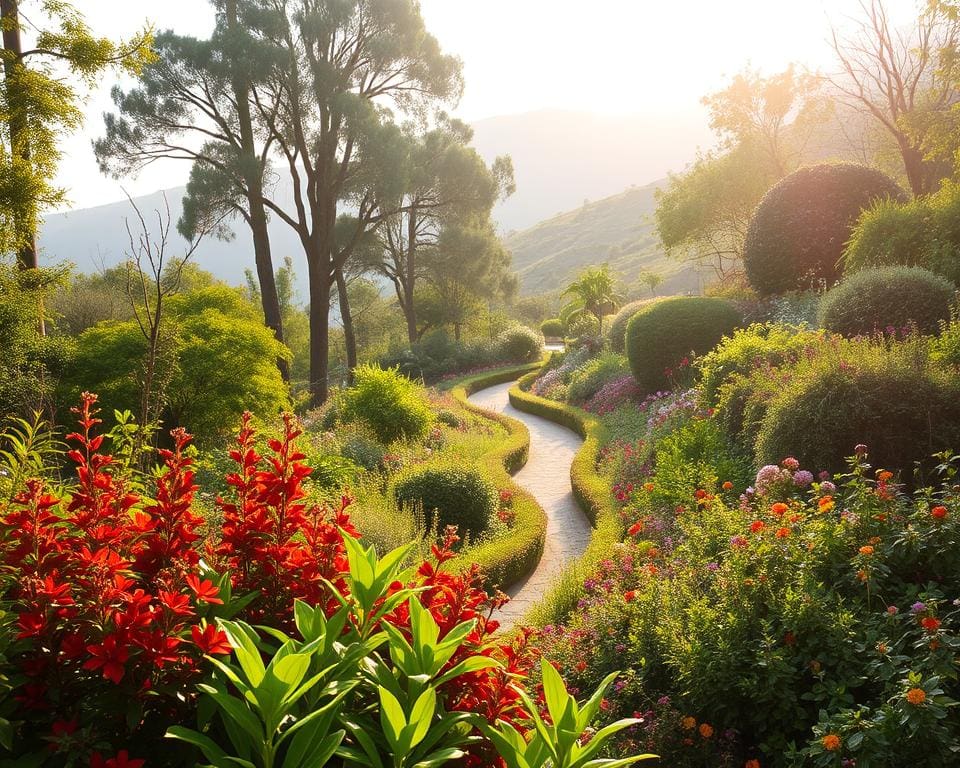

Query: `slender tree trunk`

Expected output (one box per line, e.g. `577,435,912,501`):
404,205,418,344
308,251,331,406
1,0,37,273
335,267,357,380
225,0,288,380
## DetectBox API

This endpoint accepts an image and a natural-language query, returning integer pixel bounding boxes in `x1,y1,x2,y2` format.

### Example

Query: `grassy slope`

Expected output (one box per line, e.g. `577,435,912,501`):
504,180,702,296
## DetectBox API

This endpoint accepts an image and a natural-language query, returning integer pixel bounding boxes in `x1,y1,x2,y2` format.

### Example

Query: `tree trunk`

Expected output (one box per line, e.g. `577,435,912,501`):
1,0,38,273
225,0,287,380
404,205,418,344
308,252,331,406
335,267,357,380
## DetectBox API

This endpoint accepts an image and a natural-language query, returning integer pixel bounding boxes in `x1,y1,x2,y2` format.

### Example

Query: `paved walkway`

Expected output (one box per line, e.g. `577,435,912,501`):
468,382,592,627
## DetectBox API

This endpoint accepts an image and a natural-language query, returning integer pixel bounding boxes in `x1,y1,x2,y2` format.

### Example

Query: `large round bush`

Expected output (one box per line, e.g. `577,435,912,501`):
755,347,960,475
393,463,498,538
498,325,543,362
540,318,565,338
844,183,960,284
743,163,907,296
625,297,742,395
608,299,657,353
340,364,433,444
818,266,955,337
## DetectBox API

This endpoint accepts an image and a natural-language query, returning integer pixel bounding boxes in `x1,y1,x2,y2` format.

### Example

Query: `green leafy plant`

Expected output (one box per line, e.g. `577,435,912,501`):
340,364,433,444
498,325,544,363
393,463,498,538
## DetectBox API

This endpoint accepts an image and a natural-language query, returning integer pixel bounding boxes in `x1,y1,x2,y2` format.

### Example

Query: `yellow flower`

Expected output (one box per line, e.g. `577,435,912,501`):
681,716,697,730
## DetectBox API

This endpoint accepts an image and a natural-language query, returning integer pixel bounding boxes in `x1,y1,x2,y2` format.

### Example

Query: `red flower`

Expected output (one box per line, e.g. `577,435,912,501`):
159,590,194,617
83,635,129,684
186,573,223,605
921,616,941,633
931,505,948,520
750,520,765,534
775,527,790,539
624,590,636,602
192,623,232,655
771,502,788,517
90,751,146,768
627,522,644,537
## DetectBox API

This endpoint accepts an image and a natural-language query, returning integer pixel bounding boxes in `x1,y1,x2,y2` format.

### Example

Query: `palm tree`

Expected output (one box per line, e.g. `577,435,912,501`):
561,264,624,335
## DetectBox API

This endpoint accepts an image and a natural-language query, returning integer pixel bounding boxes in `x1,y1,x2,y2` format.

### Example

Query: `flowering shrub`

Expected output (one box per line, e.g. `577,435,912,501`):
539,451,960,767
585,374,643,415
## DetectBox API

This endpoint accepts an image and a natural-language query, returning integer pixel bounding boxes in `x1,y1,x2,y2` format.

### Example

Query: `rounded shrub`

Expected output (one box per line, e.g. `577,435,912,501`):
393,463,498,538
497,325,543,363
625,297,742,395
540,318,565,338
339,364,433,444
818,266,955,337
608,299,656,354
755,344,960,475
743,163,907,296
435,408,463,429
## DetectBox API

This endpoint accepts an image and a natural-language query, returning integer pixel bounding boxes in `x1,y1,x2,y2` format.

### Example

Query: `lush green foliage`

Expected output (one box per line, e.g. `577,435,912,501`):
818,266,955,337
844,182,960,285
393,463,499,539
340,364,433,444
566,352,630,404
743,163,907,296
561,265,623,334
497,325,544,363
607,299,656,354
540,318,565,338
755,339,960,475
625,297,742,395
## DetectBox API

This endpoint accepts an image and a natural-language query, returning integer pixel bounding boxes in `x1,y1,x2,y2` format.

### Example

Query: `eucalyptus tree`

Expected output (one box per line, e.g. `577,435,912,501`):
0,1,152,271
362,118,514,344
240,0,463,405
95,3,291,379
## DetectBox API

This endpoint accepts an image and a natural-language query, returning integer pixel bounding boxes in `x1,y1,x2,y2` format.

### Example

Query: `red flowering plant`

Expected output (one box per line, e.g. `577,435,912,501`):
0,394,236,765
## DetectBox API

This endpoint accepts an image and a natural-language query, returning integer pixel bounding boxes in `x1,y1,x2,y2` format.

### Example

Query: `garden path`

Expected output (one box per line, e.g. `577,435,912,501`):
468,382,592,629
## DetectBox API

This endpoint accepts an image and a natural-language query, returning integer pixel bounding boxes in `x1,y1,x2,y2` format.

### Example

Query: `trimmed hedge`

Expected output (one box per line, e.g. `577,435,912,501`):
394,464,498,538
445,362,548,590
508,373,627,627
818,265,955,337
540,318,565,338
608,299,657,354
498,325,544,363
625,297,742,396
743,163,907,296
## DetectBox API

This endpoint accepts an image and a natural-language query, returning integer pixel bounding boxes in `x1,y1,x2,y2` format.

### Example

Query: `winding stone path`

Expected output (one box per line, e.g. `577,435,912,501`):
468,382,592,627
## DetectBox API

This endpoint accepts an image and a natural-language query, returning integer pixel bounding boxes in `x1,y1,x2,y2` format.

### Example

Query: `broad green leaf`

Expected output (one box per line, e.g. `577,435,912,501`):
541,659,573,729
407,686,437,749
379,684,407,752
435,654,500,686
411,747,467,767
165,726,229,763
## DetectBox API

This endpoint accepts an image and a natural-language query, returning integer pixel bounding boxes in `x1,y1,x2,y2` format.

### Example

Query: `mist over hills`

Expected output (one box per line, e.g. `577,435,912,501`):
39,109,709,296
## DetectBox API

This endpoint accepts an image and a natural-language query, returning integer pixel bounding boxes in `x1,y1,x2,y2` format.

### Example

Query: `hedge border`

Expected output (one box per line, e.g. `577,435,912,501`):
443,361,549,591
507,371,625,627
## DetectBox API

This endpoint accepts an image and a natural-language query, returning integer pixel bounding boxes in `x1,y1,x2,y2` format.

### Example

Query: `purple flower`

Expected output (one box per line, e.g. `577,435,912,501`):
793,470,814,487
911,601,927,614
706,562,719,572
820,481,836,494
657,695,671,706
818,470,832,481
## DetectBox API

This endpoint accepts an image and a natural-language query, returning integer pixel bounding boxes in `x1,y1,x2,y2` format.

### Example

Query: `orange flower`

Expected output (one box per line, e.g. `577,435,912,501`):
822,734,841,751
877,470,893,482
624,590,636,603
699,723,714,738
921,616,941,632
906,688,927,705
771,502,788,517
750,520,765,533
722,481,734,491
775,527,791,538
818,496,835,514
743,578,755,587
745,761,761,768
931,505,948,520
858,545,874,556
628,521,644,537
681,716,697,730
857,569,868,582
643,482,655,492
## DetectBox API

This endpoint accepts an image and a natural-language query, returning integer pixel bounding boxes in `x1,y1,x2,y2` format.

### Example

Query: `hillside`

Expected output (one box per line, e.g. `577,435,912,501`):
505,180,701,296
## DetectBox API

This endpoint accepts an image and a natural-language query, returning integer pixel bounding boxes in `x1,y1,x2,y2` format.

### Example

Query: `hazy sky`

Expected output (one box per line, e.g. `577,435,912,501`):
51,0,920,211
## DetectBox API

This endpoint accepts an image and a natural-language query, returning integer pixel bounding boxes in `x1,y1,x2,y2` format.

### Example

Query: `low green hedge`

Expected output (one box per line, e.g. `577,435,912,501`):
507,375,625,627
445,361,548,590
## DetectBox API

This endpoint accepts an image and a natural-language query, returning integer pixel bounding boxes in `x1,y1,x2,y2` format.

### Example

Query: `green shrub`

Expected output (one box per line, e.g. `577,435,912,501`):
435,408,462,428
340,364,433,444
755,339,960,475
540,318,565,338
743,163,906,296
497,325,543,363
818,265,955,337
932,312,960,368
393,463,498,538
338,426,386,471
844,182,960,284
698,323,825,408
625,297,742,395
608,299,656,354
566,352,629,404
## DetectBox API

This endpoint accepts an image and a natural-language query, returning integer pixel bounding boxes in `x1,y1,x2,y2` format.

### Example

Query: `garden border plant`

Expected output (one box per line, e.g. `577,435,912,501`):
507,368,630,627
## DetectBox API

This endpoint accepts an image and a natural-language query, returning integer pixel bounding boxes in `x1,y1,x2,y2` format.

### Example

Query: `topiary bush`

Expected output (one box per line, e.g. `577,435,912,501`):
339,364,433,444
755,340,960,475
497,325,543,363
393,463,498,538
843,182,960,285
608,299,657,353
625,297,742,395
540,318,565,338
818,265,955,337
743,163,907,296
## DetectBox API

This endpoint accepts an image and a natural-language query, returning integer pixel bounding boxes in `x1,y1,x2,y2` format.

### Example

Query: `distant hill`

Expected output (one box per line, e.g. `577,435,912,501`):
39,109,708,289
505,180,701,296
